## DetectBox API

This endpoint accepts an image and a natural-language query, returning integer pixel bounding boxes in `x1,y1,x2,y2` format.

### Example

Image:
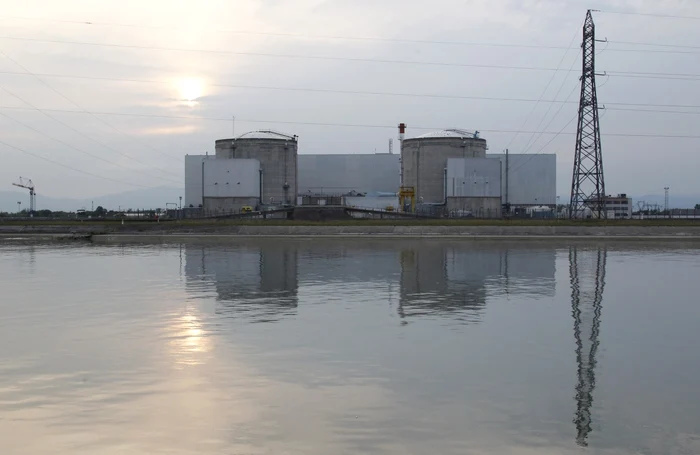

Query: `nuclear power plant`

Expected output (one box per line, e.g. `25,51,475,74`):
184,125,556,218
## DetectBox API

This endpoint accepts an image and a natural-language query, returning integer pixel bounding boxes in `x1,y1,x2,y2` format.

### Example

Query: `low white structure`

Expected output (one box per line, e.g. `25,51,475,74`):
345,196,399,211
447,158,502,198
184,155,260,212
487,154,557,206
602,194,633,219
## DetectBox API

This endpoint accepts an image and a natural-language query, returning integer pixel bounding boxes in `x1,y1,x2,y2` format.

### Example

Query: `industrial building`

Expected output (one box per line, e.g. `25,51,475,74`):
594,194,633,219
488,153,557,207
298,153,399,195
184,127,556,217
185,130,298,213
296,151,555,211
400,129,500,216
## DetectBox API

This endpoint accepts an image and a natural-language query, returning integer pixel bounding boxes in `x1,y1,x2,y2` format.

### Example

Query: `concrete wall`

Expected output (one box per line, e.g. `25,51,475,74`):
202,197,259,213
447,158,502,198
486,153,556,206
185,155,212,208
298,154,400,194
203,159,260,198
446,197,502,218
345,196,399,210
216,138,297,205
402,137,488,204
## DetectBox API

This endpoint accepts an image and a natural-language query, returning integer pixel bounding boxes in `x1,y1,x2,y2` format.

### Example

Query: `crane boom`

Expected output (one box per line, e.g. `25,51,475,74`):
11,177,36,213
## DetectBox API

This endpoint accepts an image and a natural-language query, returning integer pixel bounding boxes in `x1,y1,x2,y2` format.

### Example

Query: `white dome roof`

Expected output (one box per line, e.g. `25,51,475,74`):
236,130,296,140
414,129,480,139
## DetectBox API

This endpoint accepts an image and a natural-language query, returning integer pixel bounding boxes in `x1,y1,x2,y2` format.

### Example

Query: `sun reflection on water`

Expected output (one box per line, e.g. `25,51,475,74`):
168,309,211,367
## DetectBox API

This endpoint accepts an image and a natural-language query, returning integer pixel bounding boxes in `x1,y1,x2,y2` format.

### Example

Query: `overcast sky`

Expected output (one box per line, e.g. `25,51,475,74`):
0,0,698,199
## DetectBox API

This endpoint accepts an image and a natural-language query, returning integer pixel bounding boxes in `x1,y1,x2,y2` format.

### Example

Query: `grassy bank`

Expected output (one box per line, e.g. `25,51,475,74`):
1,218,698,227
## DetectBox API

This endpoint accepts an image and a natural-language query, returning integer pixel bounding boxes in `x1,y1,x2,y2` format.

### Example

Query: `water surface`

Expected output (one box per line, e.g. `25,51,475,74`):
1,240,699,454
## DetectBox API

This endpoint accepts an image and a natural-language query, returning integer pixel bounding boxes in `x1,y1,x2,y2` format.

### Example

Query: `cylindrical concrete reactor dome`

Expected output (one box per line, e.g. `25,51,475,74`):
401,129,487,204
215,130,298,206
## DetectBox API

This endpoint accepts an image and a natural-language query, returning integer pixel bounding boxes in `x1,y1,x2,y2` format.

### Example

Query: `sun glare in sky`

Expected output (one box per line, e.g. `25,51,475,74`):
177,78,204,103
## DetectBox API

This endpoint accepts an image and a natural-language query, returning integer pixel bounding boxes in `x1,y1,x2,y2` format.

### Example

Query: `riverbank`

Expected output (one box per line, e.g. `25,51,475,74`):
2,221,700,241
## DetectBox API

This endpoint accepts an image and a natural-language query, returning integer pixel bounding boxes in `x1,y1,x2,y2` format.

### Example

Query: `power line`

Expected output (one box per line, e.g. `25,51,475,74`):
2,70,697,108
2,105,699,138
600,10,700,20
0,85,182,185
3,15,699,56
0,70,580,104
509,113,579,175
521,81,581,156
503,20,582,151
0,49,183,178
605,47,700,55
5,14,700,55
606,107,700,115
506,82,581,174
0,15,571,50
0,35,583,72
518,50,582,154
0,138,154,188
607,69,700,78
604,73,700,81
0,108,147,169
608,40,700,50
2,35,697,81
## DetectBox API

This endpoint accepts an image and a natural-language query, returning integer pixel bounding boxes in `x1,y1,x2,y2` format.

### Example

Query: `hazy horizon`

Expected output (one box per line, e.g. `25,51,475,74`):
1,1,698,199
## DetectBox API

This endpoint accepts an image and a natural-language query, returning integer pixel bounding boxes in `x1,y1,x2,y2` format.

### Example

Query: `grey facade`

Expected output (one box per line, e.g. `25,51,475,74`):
445,157,502,217
446,158,502,197
215,131,298,206
487,153,557,206
298,153,400,195
184,154,210,208
401,131,488,205
201,159,260,213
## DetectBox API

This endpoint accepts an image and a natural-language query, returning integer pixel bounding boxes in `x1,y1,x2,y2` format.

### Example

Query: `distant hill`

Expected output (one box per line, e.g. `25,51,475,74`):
556,194,699,209
2,187,697,213
633,194,699,210
0,187,183,213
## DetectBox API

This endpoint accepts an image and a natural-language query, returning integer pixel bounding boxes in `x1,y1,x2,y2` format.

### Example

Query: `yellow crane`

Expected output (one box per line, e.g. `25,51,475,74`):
12,177,35,214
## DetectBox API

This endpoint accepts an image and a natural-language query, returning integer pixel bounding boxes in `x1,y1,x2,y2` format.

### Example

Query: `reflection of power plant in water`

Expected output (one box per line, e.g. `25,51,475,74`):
184,242,556,324
399,244,556,322
185,243,298,321
569,247,607,447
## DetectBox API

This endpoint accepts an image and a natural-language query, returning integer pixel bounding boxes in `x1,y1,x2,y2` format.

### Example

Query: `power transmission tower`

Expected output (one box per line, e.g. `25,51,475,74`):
664,187,670,214
570,10,606,219
569,246,607,447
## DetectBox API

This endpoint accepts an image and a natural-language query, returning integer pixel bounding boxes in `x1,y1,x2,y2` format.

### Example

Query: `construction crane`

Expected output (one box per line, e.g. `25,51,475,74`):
12,177,36,214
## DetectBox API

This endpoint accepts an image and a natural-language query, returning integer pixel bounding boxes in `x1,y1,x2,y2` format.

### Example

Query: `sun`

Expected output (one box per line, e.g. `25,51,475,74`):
177,78,204,102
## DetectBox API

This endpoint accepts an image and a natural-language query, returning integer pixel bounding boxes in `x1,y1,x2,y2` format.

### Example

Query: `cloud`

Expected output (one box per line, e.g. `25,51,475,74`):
1,0,700,197
137,124,201,136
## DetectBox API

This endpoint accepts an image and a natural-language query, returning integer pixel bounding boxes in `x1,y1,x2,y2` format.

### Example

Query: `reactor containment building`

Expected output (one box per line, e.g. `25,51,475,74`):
185,130,298,213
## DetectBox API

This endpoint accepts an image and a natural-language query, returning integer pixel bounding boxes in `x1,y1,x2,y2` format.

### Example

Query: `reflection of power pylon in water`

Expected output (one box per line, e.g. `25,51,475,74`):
569,247,607,447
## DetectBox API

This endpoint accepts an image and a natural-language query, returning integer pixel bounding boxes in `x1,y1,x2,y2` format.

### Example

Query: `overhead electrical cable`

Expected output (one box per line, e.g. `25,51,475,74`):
0,49,184,178
0,85,182,185
0,138,155,188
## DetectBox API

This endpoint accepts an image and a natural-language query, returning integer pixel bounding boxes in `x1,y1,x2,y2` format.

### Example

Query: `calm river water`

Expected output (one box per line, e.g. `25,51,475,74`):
1,239,699,454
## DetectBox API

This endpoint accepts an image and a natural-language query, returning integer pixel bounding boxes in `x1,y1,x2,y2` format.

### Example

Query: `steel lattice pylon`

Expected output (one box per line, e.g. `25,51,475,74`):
570,10,606,219
569,247,607,447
